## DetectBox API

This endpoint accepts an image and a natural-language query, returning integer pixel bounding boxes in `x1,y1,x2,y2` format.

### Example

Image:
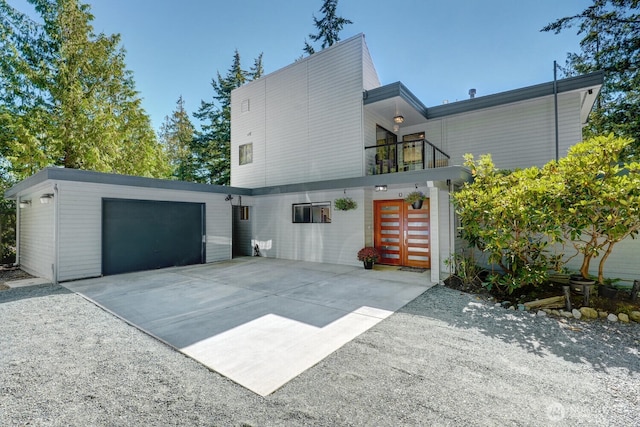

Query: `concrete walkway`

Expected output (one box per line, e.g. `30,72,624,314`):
62,257,434,395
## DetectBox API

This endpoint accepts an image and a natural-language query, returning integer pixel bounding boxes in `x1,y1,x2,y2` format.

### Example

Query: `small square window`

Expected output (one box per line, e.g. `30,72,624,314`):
241,99,250,113
239,143,253,165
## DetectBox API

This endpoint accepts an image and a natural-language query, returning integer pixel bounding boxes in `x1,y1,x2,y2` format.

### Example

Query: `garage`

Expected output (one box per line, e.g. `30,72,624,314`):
102,198,205,275
4,168,243,283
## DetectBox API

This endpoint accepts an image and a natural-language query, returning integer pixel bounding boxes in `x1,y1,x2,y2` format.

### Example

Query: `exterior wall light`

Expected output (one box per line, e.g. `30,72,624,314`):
40,193,54,204
375,185,387,192
19,200,31,208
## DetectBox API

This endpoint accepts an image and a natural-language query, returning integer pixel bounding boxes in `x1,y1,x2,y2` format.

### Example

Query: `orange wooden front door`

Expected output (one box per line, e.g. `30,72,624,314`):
374,200,430,268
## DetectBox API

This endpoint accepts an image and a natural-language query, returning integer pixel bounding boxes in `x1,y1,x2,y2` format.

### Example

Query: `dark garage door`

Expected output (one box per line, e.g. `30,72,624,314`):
102,198,205,275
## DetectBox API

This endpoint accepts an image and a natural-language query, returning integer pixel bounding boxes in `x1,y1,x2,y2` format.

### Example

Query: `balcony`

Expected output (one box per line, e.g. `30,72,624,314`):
365,138,450,175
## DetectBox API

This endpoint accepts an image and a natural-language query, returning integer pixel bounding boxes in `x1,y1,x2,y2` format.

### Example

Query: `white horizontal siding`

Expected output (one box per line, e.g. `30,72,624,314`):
251,190,365,266
443,92,582,170
231,35,368,188
264,61,310,186
362,37,380,91
231,79,266,188
17,183,55,281
307,38,364,182
55,181,231,282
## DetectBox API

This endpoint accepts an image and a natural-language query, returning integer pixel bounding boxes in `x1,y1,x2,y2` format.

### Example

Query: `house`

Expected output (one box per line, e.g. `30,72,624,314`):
7,33,620,284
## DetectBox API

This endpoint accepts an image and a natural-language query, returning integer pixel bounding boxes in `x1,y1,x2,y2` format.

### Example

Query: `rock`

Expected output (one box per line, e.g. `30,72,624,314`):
494,303,501,308
518,304,526,311
550,310,560,316
508,306,515,311
618,313,629,323
537,310,547,317
560,310,573,318
543,308,551,314
629,311,640,323
501,301,511,308
579,307,598,319
607,313,618,322
572,308,582,320
598,311,608,319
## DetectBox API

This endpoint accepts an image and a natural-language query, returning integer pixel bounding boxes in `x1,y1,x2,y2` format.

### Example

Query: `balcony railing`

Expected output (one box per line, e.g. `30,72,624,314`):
365,138,450,175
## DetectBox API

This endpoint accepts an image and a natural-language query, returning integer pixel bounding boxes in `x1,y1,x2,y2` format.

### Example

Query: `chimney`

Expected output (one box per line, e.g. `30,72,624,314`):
469,88,476,99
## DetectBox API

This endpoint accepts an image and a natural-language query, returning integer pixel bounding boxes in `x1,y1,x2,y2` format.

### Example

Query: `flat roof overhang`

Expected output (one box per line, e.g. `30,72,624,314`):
5,166,471,200
250,166,472,196
364,71,604,126
4,167,253,199
363,82,429,128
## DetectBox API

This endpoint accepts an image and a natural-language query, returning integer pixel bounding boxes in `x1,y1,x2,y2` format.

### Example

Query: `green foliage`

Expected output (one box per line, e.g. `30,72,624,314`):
549,134,640,283
542,1,640,155
193,51,263,185
453,154,563,294
334,197,357,211
0,0,169,180
0,169,16,264
404,191,426,204
303,0,352,55
444,251,484,287
454,134,640,291
159,96,197,181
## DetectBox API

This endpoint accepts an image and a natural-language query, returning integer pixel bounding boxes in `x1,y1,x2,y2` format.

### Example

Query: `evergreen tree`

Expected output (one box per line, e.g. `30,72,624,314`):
159,96,197,181
542,0,640,154
0,0,169,180
193,51,263,185
303,0,352,55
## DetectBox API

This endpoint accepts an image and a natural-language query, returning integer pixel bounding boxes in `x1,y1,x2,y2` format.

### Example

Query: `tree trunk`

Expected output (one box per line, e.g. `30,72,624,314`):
597,241,615,284
579,254,591,279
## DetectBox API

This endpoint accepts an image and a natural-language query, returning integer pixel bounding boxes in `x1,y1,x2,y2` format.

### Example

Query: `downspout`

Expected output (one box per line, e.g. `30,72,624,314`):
53,183,59,284
15,196,20,267
448,180,455,280
553,60,559,161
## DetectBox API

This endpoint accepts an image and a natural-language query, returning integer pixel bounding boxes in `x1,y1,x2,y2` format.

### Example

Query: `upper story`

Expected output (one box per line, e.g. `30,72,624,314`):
230,33,603,188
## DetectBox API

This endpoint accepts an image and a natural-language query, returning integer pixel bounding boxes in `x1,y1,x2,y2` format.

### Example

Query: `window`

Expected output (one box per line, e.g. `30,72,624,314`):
240,206,250,221
239,143,253,165
292,202,331,223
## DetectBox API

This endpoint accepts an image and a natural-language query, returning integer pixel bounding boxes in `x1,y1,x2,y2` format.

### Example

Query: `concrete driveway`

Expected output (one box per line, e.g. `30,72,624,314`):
63,257,433,395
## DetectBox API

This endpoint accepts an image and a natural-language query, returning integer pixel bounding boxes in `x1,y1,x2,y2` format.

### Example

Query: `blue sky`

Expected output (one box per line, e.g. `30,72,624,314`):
12,0,590,131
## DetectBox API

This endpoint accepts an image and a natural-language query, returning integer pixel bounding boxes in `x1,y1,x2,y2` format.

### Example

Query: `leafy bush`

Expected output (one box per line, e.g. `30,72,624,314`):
357,247,380,263
0,172,16,264
334,197,357,211
453,154,561,294
444,251,484,287
404,191,426,204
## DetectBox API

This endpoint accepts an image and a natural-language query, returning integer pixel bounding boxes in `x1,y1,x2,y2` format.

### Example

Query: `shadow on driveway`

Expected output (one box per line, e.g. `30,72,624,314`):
399,285,640,375
0,284,71,305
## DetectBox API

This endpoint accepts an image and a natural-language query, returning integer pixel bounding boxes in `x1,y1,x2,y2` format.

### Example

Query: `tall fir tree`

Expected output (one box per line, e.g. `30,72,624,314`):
159,96,197,181
0,0,169,180
542,0,640,155
303,0,352,55
193,51,263,185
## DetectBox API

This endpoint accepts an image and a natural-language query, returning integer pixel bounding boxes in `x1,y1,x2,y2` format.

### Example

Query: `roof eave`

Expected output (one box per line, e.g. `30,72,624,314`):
427,71,605,119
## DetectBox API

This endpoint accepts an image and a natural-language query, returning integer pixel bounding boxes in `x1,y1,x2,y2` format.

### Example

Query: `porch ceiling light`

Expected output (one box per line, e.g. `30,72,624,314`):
40,193,54,204
19,200,31,208
375,185,387,192
393,115,404,124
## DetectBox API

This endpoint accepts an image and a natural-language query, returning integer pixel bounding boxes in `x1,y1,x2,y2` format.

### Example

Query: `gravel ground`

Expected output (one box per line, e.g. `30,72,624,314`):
1,283,638,426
